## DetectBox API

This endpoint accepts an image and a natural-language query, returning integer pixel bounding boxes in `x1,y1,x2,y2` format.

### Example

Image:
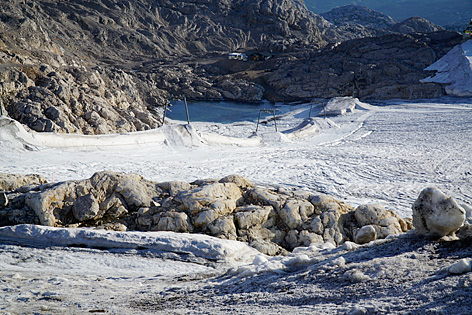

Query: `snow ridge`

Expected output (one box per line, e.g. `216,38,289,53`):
0,224,259,263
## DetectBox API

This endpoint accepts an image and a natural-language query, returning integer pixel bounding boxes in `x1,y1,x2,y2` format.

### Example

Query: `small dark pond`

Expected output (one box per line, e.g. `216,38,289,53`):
166,100,293,123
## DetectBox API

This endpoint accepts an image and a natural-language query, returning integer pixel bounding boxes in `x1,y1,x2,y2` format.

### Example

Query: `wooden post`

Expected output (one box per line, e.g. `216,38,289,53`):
256,109,277,133
272,110,277,132
162,102,168,125
256,110,263,133
184,97,190,125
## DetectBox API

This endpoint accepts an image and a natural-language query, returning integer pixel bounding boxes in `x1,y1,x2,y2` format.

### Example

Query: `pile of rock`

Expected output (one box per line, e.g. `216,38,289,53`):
0,58,164,134
0,171,413,255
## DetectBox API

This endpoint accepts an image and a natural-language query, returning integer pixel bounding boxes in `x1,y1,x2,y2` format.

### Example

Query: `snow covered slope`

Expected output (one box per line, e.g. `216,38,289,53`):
422,40,472,96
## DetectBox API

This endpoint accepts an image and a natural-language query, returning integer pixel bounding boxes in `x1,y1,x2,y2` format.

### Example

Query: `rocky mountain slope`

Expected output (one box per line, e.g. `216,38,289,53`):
305,0,472,27
321,5,397,29
260,31,462,100
0,0,463,135
0,0,330,134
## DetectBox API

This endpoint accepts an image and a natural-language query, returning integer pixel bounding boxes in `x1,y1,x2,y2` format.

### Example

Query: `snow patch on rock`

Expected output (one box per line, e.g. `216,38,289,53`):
422,40,472,97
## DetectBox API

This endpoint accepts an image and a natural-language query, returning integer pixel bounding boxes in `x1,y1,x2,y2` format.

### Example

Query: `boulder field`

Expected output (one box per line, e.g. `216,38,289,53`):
1,171,470,255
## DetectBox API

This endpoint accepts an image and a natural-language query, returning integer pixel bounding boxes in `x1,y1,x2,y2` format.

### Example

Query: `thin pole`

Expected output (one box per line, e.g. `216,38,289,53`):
162,102,167,125
256,111,262,133
256,109,277,133
322,102,327,119
184,97,190,124
309,103,313,118
272,110,277,132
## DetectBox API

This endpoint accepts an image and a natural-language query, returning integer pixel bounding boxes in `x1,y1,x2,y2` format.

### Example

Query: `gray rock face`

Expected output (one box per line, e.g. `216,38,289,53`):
412,187,466,238
386,17,445,34
321,5,397,29
0,173,47,192
0,171,413,254
262,31,462,101
73,194,99,222
0,0,329,134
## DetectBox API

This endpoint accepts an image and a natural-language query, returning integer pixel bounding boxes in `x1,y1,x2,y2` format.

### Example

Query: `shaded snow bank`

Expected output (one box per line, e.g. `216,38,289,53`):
0,115,322,150
422,40,472,96
0,224,259,263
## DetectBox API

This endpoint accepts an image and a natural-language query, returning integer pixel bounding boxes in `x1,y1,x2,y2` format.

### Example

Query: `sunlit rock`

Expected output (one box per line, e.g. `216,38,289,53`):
412,187,465,238
354,225,377,244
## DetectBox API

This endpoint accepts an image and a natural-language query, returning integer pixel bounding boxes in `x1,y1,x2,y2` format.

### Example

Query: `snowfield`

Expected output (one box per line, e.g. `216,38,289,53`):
1,97,471,218
1,94,472,314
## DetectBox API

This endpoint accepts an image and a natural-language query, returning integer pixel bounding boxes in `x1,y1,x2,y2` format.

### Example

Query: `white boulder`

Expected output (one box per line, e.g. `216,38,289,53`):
412,187,465,238
448,258,471,275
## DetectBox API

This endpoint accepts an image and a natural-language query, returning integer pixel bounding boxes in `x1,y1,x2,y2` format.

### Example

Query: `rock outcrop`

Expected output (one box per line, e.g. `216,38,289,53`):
386,17,445,34
261,31,463,100
321,5,397,30
0,0,328,134
0,173,48,192
0,172,412,255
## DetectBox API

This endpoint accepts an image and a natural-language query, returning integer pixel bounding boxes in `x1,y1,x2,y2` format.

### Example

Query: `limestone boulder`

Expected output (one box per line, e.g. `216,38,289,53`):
25,181,77,226
320,211,345,245
207,216,237,240
234,206,272,230
193,209,219,228
151,211,192,233
219,175,255,189
176,183,242,216
298,230,324,246
278,199,315,229
99,193,128,219
354,203,411,238
72,193,99,222
247,187,287,211
309,193,353,214
114,176,152,209
354,225,377,244
355,204,389,226
158,181,194,197
249,239,288,256
412,187,465,238
0,173,48,192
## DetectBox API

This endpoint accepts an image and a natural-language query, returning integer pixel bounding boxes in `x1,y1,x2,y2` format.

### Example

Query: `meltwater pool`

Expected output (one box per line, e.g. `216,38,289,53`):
166,100,293,123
